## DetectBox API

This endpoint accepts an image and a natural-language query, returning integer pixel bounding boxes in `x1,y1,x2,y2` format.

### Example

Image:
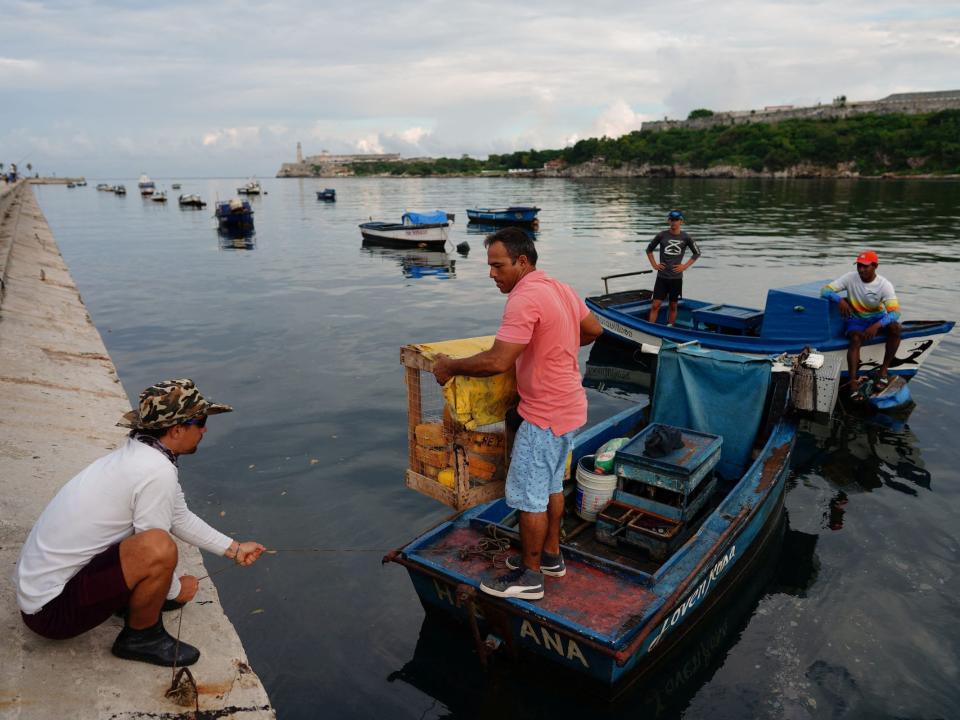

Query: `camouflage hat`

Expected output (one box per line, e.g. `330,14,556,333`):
118,378,233,430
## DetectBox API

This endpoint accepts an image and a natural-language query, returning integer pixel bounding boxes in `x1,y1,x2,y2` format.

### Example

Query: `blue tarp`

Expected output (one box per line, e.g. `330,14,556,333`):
650,343,771,480
402,210,448,225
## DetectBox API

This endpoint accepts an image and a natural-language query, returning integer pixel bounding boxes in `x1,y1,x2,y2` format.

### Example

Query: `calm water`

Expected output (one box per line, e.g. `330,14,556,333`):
34,178,960,719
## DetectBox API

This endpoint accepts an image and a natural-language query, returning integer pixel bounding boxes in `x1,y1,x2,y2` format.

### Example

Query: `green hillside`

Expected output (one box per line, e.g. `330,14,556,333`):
348,110,960,176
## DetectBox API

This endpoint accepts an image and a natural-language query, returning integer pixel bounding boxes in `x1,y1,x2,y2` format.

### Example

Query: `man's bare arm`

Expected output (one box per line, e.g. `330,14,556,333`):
433,339,526,385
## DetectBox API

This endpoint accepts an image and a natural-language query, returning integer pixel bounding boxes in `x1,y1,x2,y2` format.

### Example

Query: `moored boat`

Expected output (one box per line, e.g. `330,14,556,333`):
113,185,127,195
359,210,450,248
215,198,255,231
237,179,262,195
466,205,540,226
96,183,112,191
586,276,953,388
138,174,155,196
316,188,336,201
386,342,797,692
172,183,181,189
151,191,167,202
178,193,206,208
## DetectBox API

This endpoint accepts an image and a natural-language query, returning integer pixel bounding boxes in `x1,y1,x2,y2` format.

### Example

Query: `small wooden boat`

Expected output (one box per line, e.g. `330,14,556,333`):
387,342,797,692
466,205,540,226
138,174,155,196
587,275,954,390
316,188,336,201
215,198,255,230
359,210,449,248
237,179,262,195
178,193,206,208
151,191,167,202
113,185,127,196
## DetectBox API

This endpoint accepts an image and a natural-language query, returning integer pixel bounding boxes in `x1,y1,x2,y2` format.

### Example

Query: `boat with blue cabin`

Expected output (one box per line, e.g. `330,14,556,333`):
466,205,540,226
586,275,953,387
137,174,155,196
215,198,255,231
386,342,797,693
316,188,336,201
359,210,450,248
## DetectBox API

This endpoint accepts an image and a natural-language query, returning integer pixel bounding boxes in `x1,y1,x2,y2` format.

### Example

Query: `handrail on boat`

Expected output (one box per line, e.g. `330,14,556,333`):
601,269,651,294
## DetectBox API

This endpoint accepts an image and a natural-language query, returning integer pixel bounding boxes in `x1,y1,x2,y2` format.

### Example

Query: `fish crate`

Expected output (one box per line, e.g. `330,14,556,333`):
614,424,721,495
400,339,514,510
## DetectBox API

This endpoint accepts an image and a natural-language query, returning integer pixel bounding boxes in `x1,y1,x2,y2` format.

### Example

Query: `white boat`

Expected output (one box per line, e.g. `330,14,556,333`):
96,183,112,191
237,179,262,195
172,183,182,189
151,191,167,202
359,211,450,249
178,193,206,208
138,174,155,196
114,185,127,195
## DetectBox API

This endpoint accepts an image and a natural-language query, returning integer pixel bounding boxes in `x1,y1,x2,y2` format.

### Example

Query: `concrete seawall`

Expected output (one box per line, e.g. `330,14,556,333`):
0,182,274,719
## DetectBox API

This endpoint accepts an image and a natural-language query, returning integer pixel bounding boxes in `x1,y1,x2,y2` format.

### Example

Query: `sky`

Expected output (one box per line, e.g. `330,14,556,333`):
1,0,958,177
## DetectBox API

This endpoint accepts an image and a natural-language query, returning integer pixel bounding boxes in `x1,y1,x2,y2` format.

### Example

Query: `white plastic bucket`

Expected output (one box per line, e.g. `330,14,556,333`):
575,455,617,521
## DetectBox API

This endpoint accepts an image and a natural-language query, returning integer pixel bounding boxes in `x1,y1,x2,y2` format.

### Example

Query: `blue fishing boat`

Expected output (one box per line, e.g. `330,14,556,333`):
386,342,797,691
316,188,336,201
586,275,953,385
466,206,540,226
214,198,254,231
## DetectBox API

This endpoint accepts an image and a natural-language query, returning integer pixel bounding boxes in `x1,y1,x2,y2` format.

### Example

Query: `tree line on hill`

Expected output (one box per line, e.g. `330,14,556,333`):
347,110,960,177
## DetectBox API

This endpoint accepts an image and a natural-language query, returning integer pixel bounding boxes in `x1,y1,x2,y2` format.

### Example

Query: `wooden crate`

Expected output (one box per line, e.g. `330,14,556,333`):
401,340,510,510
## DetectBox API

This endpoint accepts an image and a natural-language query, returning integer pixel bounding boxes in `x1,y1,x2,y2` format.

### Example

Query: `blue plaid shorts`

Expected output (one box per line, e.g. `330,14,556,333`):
505,421,576,513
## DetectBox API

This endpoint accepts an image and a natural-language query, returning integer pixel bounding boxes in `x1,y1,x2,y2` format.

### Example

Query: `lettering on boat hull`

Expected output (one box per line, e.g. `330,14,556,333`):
520,620,589,668
649,544,737,652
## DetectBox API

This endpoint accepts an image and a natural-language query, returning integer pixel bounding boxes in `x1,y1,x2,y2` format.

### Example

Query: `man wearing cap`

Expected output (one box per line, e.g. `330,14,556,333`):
646,210,701,326
821,251,902,397
12,379,264,667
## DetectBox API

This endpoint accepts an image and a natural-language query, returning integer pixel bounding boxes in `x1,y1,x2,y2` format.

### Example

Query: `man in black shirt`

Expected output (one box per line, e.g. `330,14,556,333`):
646,210,701,325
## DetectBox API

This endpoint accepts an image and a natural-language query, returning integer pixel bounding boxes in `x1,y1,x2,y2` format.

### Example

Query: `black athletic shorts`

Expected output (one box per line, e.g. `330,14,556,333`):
21,543,131,640
653,276,683,301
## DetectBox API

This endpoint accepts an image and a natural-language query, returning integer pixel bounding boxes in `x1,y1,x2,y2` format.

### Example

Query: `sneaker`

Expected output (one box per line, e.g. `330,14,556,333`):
479,567,544,600
505,551,566,577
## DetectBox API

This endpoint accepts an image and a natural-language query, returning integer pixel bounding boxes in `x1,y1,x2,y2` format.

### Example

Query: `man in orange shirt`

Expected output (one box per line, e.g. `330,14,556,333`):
433,228,603,600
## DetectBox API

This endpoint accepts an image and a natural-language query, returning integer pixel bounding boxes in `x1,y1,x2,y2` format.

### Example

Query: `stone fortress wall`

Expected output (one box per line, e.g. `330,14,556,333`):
277,143,403,177
642,90,960,133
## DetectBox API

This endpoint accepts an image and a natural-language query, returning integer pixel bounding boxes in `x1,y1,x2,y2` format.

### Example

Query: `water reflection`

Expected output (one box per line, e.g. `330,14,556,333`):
217,227,256,251
360,243,456,279
465,222,538,241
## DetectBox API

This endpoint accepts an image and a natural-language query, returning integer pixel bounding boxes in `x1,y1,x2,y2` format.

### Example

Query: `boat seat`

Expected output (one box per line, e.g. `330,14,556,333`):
691,304,764,335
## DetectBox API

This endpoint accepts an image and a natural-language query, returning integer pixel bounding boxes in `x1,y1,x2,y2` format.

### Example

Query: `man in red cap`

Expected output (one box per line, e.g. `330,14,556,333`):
821,251,901,398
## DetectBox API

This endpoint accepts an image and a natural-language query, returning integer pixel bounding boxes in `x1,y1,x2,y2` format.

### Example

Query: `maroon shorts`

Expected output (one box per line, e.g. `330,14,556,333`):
21,543,131,640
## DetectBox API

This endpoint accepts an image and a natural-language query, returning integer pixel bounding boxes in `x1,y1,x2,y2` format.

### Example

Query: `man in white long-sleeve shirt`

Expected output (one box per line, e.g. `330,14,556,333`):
12,378,264,667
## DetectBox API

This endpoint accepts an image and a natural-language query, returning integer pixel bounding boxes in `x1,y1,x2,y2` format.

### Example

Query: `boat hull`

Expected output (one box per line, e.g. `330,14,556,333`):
587,295,953,381
466,207,539,226
359,222,449,248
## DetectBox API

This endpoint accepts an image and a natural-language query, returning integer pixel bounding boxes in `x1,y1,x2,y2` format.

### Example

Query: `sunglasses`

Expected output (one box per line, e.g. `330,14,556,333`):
182,416,208,428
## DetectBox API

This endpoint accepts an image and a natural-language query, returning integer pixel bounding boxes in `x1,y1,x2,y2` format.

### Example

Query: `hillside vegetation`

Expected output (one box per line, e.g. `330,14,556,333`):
348,110,960,177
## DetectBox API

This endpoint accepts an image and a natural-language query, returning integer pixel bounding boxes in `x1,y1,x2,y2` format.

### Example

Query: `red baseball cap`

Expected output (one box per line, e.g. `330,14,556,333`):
855,250,879,265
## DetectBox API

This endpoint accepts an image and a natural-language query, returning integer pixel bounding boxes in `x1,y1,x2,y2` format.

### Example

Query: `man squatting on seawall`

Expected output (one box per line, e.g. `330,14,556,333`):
646,210,701,326
13,379,265,667
432,227,603,600
820,250,902,399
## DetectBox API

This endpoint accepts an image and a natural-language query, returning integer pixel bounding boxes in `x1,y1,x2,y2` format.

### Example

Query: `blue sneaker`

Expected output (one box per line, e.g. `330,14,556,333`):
479,567,544,600
505,551,566,577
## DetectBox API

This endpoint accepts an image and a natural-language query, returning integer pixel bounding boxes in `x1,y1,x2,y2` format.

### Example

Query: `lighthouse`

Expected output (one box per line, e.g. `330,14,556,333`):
296,142,303,164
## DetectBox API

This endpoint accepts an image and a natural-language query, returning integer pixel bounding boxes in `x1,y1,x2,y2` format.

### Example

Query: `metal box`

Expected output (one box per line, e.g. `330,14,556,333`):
614,424,722,494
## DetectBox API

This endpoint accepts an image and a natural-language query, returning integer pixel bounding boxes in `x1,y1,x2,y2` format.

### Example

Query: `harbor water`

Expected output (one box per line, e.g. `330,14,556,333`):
33,177,960,719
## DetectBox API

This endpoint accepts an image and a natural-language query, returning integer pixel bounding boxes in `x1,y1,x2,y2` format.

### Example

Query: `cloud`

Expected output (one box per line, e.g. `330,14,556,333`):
2,0,958,174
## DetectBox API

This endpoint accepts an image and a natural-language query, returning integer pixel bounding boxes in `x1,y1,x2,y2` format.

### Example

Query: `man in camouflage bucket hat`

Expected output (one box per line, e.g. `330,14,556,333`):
13,379,264,668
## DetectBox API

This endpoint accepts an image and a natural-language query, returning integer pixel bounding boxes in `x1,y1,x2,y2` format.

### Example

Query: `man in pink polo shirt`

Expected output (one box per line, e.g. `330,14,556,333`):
433,227,602,600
